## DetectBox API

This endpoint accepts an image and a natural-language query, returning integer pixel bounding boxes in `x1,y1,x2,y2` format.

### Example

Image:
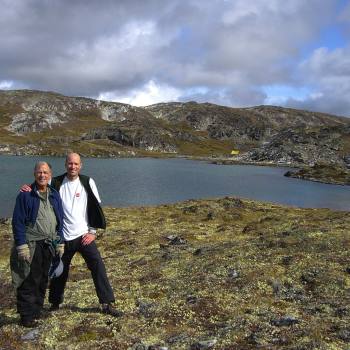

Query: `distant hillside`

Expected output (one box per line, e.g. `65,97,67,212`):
1,89,350,169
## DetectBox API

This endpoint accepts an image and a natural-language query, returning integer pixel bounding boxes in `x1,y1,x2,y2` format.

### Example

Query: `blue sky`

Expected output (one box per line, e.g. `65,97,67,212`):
0,0,350,116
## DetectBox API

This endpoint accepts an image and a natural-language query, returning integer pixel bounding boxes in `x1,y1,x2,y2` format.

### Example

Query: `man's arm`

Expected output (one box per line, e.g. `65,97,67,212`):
81,178,101,246
12,193,28,246
20,184,32,192
21,178,52,192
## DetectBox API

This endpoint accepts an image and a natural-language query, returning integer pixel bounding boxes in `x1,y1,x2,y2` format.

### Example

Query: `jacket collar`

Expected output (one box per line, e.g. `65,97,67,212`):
30,182,57,196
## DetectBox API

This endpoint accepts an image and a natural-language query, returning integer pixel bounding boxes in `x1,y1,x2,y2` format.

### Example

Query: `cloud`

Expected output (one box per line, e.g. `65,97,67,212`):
97,80,182,106
285,46,350,116
0,0,348,115
0,80,14,89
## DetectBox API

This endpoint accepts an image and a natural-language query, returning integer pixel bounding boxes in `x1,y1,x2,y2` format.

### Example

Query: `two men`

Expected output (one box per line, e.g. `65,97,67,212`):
11,162,64,327
14,152,121,328
48,152,120,316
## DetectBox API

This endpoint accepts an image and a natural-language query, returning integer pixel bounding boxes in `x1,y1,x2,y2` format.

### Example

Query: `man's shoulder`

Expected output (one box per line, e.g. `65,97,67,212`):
16,189,35,202
53,174,66,182
48,185,60,197
78,174,93,187
51,174,67,189
79,174,90,181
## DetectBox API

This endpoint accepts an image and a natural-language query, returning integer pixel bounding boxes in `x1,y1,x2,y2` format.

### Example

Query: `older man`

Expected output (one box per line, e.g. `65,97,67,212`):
47,152,120,316
11,162,64,328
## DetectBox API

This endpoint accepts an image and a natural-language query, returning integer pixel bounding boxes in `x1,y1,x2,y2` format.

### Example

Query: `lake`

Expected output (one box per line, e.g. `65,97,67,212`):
0,155,349,218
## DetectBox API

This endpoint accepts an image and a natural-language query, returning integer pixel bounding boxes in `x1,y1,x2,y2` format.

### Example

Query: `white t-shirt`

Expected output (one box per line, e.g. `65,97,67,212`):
59,176,101,241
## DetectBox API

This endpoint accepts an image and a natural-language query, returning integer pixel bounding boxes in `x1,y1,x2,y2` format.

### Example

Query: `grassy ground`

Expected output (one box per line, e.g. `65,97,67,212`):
1,197,350,349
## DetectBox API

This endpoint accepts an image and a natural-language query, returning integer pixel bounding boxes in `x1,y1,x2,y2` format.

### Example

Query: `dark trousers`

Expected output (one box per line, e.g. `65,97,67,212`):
48,236,115,305
17,240,52,321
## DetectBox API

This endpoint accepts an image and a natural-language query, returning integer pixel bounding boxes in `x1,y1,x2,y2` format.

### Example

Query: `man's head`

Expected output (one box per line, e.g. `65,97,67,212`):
65,152,82,180
34,162,52,191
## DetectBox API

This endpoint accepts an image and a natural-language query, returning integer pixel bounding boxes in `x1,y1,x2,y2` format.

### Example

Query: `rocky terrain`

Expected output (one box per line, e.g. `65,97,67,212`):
1,197,350,349
284,163,350,185
1,89,350,184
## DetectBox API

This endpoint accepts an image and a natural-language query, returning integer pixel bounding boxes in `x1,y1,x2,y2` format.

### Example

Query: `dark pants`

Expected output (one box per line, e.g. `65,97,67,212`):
48,236,115,305
17,240,52,321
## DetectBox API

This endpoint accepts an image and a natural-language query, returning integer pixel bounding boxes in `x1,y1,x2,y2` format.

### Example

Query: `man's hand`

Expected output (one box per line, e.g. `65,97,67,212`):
17,244,31,262
20,184,31,192
81,233,96,246
56,243,65,258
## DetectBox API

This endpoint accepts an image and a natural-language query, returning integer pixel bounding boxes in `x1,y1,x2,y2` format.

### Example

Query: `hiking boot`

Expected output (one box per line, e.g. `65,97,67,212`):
49,303,60,312
33,311,41,320
20,318,39,328
33,309,49,320
101,303,123,317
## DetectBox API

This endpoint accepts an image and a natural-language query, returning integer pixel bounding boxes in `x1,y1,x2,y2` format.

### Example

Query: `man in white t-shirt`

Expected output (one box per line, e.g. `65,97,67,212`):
47,152,122,317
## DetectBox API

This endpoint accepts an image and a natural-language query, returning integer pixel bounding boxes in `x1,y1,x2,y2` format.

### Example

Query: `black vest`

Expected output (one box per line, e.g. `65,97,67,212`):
51,174,106,229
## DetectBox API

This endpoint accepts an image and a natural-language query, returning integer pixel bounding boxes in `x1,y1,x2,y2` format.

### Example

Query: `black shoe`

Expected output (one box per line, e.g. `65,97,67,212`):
20,318,39,328
33,310,49,320
33,312,41,320
101,303,123,317
49,304,60,312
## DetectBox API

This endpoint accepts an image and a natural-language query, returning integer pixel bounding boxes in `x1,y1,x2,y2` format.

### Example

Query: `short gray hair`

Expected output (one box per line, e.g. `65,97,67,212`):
34,161,52,172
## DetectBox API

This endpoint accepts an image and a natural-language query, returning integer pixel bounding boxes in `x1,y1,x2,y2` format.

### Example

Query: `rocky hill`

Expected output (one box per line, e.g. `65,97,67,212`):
1,89,350,170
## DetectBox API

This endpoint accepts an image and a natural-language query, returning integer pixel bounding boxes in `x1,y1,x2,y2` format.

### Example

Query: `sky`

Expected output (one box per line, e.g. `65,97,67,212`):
1,0,350,117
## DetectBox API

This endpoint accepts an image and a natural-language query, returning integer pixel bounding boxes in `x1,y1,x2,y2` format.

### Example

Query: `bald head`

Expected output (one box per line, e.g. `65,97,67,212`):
65,152,81,163
65,152,82,180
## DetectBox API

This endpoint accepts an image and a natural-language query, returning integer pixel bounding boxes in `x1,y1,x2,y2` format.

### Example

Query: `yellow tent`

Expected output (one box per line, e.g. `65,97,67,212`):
230,149,240,155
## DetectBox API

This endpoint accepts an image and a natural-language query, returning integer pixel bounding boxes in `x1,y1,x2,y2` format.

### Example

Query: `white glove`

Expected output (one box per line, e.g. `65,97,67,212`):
17,244,31,262
56,244,65,258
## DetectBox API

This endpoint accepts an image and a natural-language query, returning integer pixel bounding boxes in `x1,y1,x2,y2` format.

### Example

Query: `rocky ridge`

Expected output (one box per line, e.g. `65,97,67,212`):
1,89,350,183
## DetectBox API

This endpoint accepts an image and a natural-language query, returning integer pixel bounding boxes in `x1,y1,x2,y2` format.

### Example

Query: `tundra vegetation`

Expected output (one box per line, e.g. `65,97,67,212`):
1,196,350,349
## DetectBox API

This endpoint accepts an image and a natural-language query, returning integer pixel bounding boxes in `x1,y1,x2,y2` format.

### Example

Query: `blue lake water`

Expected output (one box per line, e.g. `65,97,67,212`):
0,155,349,218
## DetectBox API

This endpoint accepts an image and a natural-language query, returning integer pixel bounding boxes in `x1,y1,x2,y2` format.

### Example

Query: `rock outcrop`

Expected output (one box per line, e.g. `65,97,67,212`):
1,89,350,171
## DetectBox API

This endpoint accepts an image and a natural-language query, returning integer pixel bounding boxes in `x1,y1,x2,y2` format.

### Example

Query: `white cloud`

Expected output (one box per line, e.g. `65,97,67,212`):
0,0,348,115
284,46,350,116
0,80,14,89
98,80,182,106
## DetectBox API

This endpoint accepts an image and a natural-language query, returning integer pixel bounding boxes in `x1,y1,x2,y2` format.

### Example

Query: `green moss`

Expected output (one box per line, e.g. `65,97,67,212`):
1,197,350,349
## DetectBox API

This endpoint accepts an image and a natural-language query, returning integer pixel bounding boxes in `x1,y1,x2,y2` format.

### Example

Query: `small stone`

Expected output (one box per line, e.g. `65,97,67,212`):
282,256,293,265
166,235,186,245
183,205,198,213
21,328,40,341
190,339,217,349
129,343,147,350
206,211,214,220
338,329,350,341
335,307,348,317
136,300,155,318
193,248,203,256
227,268,239,279
271,315,299,327
186,295,198,304
167,333,189,344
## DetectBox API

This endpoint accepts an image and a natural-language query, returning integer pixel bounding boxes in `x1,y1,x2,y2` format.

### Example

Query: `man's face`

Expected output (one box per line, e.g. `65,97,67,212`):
65,154,82,179
34,164,51,189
